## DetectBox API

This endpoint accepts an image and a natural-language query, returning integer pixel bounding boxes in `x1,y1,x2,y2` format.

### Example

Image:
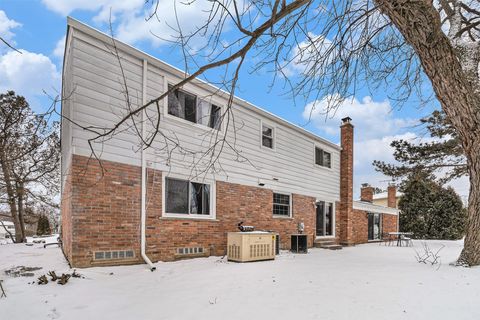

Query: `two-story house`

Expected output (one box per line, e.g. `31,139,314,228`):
60,18,399,268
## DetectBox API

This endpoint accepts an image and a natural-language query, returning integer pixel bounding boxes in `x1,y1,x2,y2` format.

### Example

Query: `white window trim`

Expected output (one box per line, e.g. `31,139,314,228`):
163,77,224,132
313,144,333,171
315,199,336,239
272,191,292,218
162,173,216,220
260,119,276,151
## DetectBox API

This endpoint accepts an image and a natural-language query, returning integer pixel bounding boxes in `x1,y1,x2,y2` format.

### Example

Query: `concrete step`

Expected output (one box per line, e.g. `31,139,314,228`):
313,239,343,250
319,244,343,250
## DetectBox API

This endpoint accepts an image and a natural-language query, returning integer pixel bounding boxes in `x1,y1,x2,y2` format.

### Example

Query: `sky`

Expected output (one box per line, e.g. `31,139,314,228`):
0,0,469,201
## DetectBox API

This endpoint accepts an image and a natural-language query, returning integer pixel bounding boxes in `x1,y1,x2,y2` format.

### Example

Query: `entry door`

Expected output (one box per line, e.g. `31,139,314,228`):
316,201,333,236
368,213,381,240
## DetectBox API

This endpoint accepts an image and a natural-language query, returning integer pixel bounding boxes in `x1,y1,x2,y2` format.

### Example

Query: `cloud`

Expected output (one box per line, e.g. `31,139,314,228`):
0,10,60,108
0,50,61,107
0,10,21,52
352,132,416,195
303,94,419,197
303,95,415,141
41,0,143,17
42,0,217,47
53,35,66,58
302,94,469,199
282,32,333,77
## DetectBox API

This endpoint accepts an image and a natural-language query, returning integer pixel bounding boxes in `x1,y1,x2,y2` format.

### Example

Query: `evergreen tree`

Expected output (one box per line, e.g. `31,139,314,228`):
399,173,466,240
374,110,466,184
36,215,51,236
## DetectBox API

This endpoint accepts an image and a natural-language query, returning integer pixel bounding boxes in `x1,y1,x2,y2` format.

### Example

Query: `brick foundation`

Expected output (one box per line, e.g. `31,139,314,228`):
62,155,143,267
63,155,318,267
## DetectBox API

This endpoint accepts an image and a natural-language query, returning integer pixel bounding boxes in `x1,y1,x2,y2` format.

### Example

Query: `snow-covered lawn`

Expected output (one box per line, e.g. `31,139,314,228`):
1,239,479,320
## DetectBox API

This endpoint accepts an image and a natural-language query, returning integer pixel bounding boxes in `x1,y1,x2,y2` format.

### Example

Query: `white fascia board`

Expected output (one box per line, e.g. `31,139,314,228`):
353,201,399,215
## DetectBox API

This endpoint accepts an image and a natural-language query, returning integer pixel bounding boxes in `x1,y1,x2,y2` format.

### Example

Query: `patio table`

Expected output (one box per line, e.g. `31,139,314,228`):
388,232,413,247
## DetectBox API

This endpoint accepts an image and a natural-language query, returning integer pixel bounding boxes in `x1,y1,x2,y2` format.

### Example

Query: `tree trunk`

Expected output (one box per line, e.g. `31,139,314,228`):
375,0,480,265
459,142,480,265
0,152,23,243
16,181,26,242
0,220,14,240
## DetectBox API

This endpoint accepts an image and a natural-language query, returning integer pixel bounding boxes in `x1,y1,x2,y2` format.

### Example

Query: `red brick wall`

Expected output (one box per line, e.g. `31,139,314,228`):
352,209,369,243
383,213,398,234
144,177,316,262
61,165,73,263
63,155,317,267
64,155,143,267
360,186,374,202
351,210,398,244
387,185,397,208
339,122,354,245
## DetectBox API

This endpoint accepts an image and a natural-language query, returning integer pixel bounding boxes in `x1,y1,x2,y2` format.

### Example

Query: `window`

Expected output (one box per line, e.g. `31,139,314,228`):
165,178,210,215
273,193,291,216
262,124,274,148
315,147,331,168
168,85,221,129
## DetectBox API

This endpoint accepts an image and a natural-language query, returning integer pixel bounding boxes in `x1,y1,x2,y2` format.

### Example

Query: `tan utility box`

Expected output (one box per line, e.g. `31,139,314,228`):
227,231,276,262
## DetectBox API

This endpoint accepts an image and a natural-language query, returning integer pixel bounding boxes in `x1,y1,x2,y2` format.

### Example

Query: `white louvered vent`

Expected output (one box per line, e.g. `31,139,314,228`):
94,250,135,261
176,247,204,255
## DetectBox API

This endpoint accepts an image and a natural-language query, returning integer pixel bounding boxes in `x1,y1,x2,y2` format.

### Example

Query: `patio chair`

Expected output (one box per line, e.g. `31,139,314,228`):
400,234,413,247
380,233,394,246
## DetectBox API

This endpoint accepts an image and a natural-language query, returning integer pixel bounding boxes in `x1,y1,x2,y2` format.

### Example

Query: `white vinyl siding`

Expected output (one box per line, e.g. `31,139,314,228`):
62,21,341,202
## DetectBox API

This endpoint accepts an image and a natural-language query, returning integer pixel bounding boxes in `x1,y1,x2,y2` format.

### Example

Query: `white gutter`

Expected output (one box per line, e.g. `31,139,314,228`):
141,59,156,271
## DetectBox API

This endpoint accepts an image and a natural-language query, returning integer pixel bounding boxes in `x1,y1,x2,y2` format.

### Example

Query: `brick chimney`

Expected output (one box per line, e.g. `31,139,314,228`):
387,184,397,208
339,116,354,245
360,183,374,202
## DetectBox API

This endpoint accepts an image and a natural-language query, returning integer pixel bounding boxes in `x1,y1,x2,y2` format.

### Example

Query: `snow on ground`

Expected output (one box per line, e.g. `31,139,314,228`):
1,239,479,320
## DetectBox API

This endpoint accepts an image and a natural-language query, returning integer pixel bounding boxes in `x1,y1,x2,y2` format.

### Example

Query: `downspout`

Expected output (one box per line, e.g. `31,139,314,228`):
141,58,156,271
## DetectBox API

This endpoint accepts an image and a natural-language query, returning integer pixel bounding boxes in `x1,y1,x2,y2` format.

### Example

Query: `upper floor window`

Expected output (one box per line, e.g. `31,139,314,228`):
165,177,210,215
167,85,220,129
262,124,274,148
273,193,291,217
315,147,331,168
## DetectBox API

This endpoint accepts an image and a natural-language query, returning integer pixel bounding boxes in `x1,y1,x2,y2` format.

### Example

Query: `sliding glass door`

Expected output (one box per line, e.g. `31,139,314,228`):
368,213,381,241
316,201,333,237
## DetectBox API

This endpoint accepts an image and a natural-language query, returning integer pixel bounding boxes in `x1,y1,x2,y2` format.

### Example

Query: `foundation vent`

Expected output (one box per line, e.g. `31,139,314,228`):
94,250,135,261
176,247,204,255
